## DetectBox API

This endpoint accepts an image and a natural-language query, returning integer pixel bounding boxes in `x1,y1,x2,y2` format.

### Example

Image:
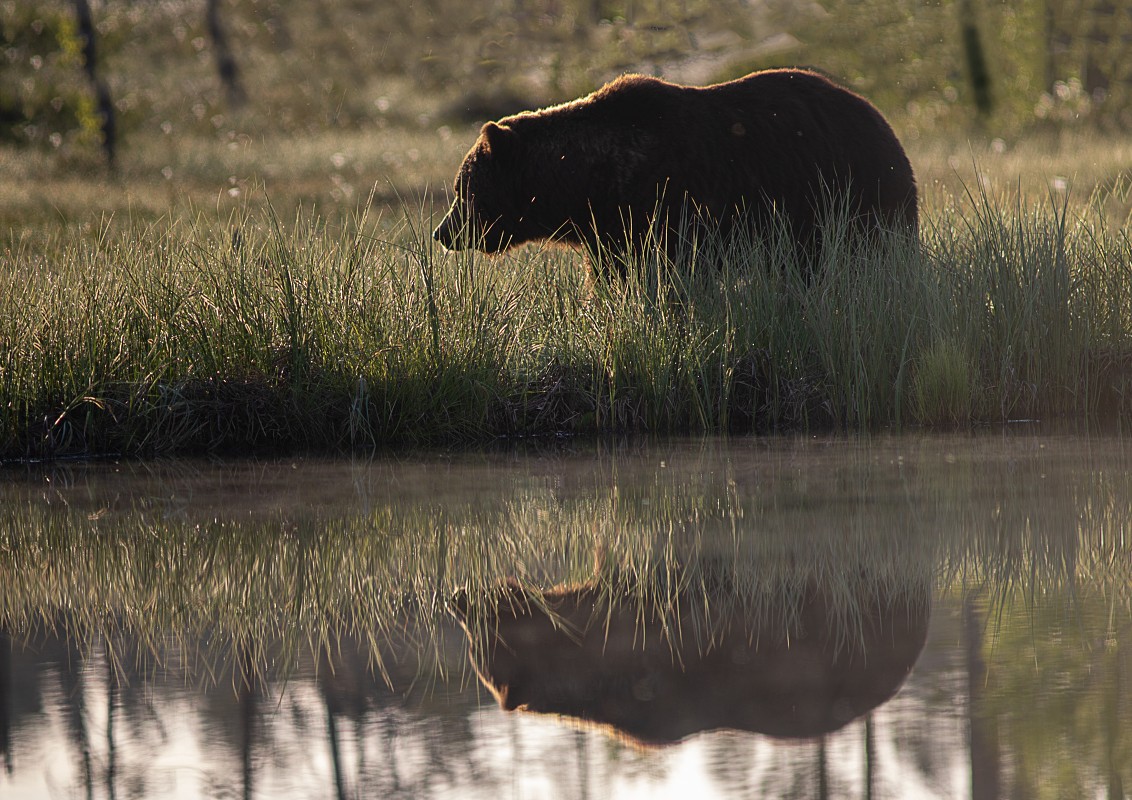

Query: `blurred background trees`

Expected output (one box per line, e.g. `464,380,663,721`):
2,0,1131,171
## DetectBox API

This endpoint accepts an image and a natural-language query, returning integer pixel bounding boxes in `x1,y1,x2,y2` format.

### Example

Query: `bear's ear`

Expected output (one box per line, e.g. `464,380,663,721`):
481,121,517,155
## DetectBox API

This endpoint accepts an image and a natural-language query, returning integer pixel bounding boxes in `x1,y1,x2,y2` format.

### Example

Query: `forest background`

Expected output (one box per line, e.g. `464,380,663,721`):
5,0,1132,228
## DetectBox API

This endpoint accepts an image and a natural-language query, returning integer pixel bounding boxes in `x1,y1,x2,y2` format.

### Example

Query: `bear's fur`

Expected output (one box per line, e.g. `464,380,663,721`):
433,69,917,275
450,576,929,746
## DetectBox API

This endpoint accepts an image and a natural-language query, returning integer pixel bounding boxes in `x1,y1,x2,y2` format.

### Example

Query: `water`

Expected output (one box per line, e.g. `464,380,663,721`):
1,431,1130,799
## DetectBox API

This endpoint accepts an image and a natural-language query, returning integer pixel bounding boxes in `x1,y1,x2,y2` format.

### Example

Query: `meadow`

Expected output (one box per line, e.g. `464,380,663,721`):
5,0,1132,460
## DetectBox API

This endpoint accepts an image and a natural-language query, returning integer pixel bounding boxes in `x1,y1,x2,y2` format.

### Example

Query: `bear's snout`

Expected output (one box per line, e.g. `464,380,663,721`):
433,205,465,250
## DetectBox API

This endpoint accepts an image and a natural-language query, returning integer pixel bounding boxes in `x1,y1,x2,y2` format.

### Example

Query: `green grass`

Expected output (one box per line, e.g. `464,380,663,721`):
3,183,1132,460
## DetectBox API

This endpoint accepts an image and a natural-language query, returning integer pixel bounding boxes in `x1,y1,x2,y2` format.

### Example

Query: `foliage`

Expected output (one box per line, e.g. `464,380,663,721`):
0,3,105,155
774,0,1051,136
9,0,1132,174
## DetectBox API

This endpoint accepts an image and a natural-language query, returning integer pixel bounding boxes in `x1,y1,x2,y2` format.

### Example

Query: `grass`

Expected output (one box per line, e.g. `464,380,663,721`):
2,181,1132,460
7,1,1132,458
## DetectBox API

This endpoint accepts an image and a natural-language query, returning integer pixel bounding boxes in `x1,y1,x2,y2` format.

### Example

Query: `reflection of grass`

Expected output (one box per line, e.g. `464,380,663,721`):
5,437,1132,685
0,464,937,683
3,186,1132,459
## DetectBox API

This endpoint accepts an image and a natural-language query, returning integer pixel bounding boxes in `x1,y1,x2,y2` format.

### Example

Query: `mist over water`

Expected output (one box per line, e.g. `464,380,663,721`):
2,430,1130,798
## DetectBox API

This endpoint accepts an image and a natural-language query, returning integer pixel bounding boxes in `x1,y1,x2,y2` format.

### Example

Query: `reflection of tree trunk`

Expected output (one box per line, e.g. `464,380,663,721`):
58,638,92,800
965,597,1000,800
864,713,876,800
381,713,403,794
353,717,366,794
239,648,257,800
326,695,348,800
1,628,11,775
817,737,829,800
1107,627,1125,800
106,652,117,800
576,729,589,800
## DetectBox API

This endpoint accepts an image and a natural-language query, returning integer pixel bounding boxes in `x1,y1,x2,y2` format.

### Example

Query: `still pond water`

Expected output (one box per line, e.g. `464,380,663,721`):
1,431,1130,799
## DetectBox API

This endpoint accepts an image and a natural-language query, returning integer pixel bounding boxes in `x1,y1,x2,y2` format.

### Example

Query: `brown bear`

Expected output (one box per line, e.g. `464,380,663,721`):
433,68,918,276
450,574,929,746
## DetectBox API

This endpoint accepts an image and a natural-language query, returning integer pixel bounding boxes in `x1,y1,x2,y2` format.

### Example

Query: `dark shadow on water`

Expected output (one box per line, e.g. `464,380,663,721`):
450,569,930,746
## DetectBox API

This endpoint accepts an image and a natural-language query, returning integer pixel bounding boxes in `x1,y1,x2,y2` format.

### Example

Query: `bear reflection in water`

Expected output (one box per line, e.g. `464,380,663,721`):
450,575,929,746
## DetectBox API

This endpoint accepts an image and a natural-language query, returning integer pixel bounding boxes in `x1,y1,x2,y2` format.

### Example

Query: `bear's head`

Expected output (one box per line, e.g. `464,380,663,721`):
449,580,598,713
433,121,532,253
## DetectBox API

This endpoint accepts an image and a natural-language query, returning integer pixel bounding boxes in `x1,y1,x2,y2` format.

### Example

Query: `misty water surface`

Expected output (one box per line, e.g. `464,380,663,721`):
1,431,1130,799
